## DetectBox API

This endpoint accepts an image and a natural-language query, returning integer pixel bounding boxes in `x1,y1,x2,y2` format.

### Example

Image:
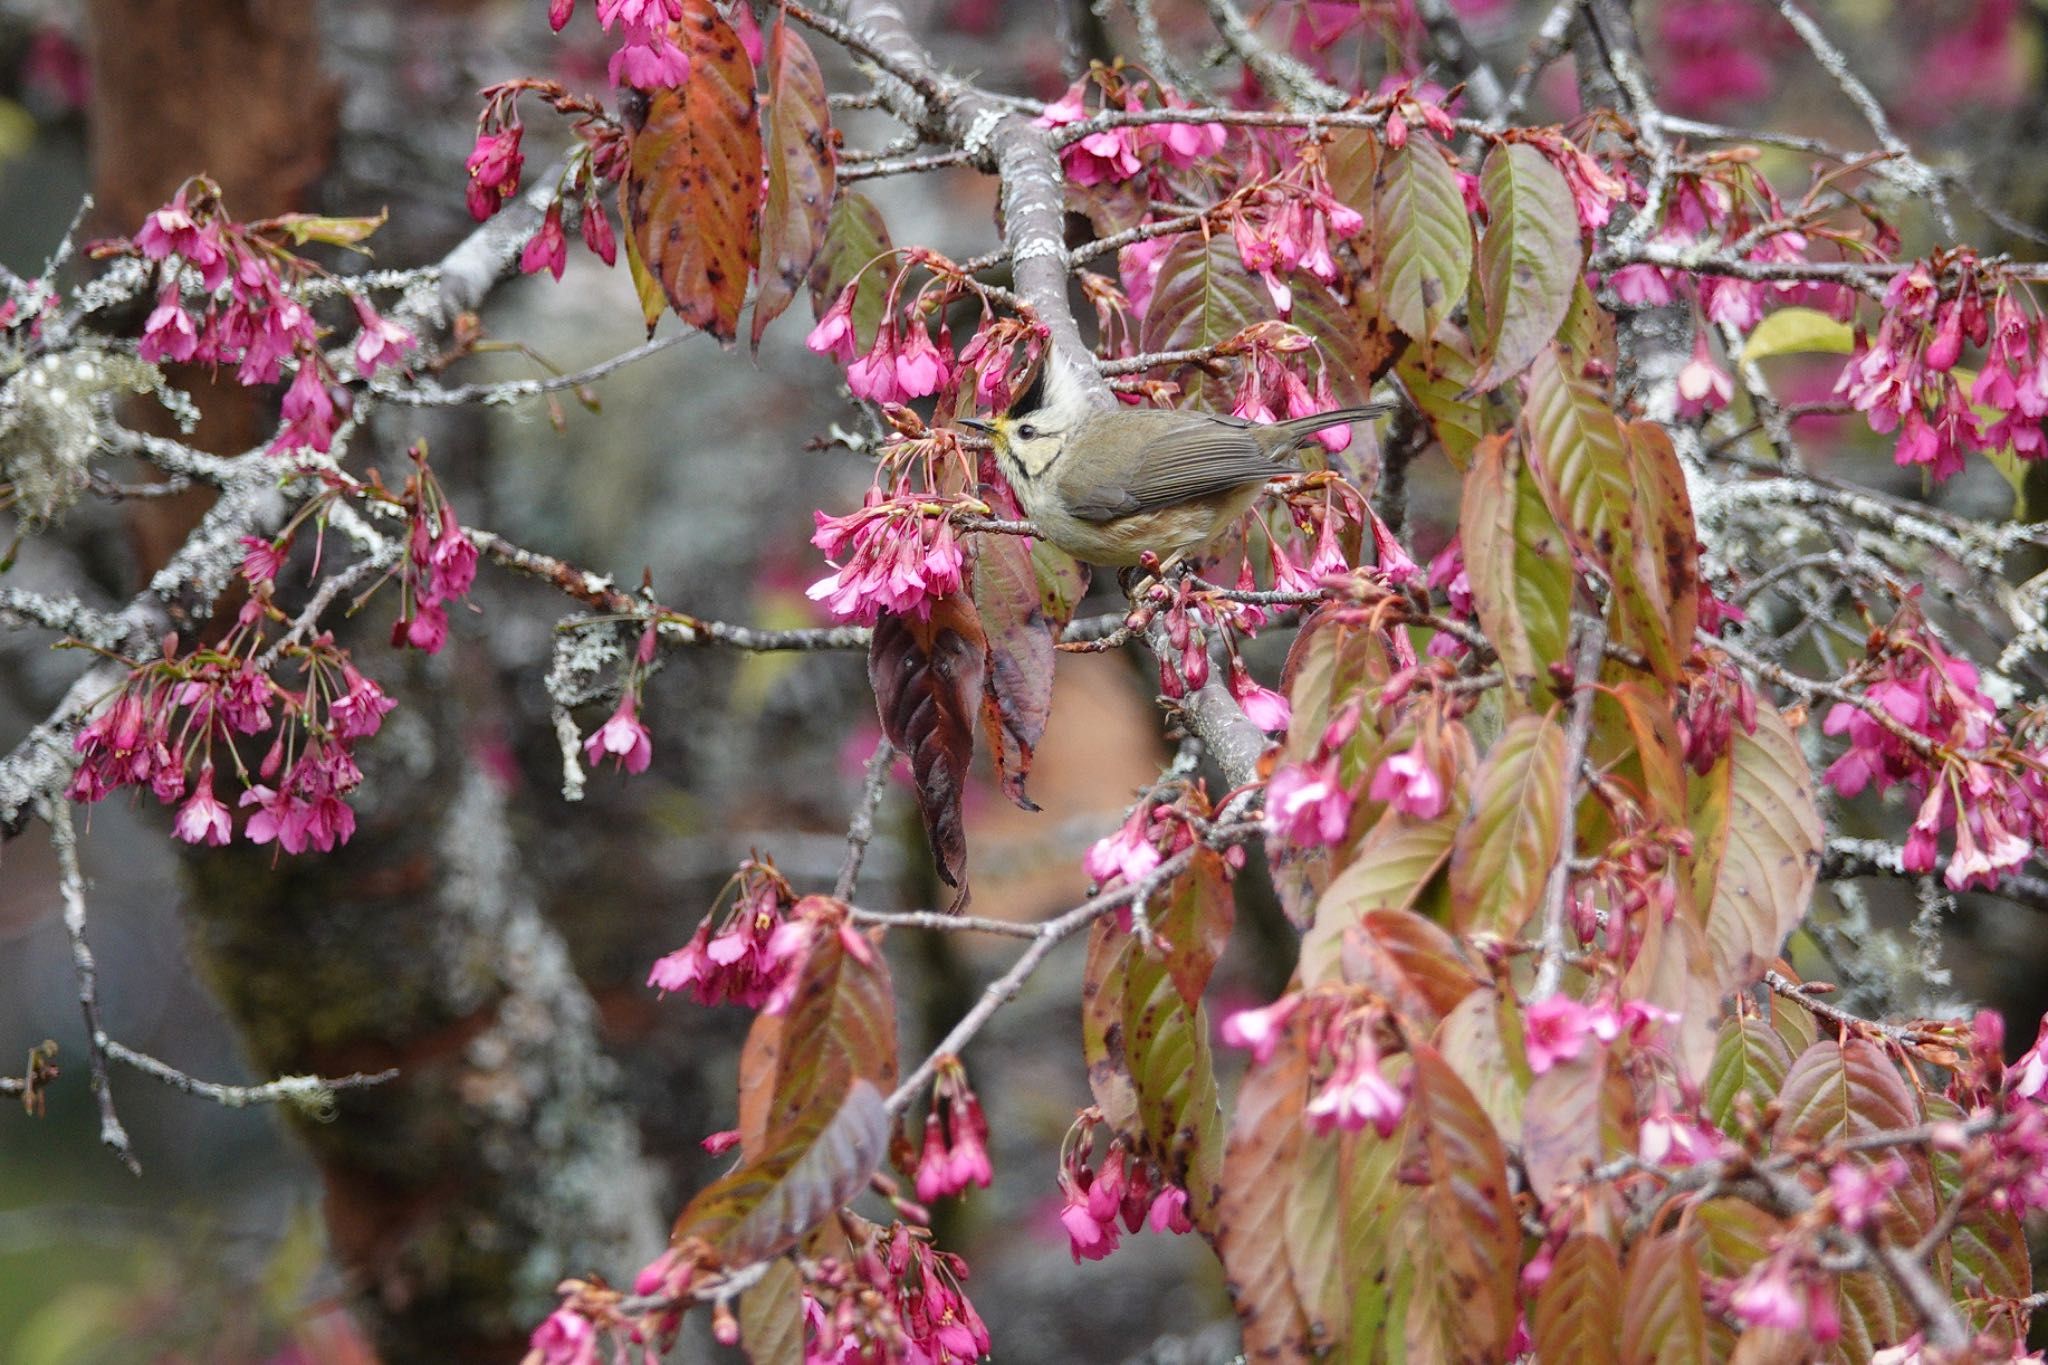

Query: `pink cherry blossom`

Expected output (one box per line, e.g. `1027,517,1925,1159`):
172,765,233,846
583,695,653,774
1369,746,1446,820
1522,995,1595,1074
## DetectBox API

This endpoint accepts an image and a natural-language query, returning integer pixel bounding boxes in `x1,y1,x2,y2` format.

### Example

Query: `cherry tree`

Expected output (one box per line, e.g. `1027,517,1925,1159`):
7,0,2048,1361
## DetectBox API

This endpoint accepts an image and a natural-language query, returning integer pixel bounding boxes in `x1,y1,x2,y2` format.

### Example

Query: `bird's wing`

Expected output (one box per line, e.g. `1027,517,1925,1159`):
1059,421,1291,524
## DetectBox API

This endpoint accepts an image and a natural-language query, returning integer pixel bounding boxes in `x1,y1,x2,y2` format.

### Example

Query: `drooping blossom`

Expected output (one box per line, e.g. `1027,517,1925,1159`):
912,1059,993,1204
1084,805,1163,888
1219,995,1298,1065
1266,752,1354,847
520,203,569,280
1522,995,1598,1074
351,296,416,375
583,694,653,774
1305,1023,1406,1137
1675,334,1733,419
172,765,233,846
1369,744,1446,820
140,289,201,364
807,492,966,623
465,125,525,221
1226,657,1290,733
646,862,812,1011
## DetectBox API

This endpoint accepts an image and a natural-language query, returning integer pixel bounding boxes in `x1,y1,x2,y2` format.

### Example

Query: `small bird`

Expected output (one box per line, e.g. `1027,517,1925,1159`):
960,368,1390,567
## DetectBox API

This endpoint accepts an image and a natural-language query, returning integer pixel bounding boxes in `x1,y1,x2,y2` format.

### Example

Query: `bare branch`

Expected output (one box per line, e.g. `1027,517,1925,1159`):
42,799,137,1174
1532,620,1607,1001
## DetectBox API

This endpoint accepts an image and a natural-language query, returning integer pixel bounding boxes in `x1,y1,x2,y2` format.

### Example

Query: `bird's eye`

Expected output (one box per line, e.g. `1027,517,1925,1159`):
1016,423,1038,440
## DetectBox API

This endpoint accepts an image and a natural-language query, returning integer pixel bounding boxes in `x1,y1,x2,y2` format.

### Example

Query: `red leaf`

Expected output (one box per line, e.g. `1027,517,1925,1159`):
1216,1025,1315,1360
751,12,835,350
1534,1231,1622,1365
673,1079,889,1265
737,906,896,1159
620,0,761,341
972,529,1056,810
869,598,986,903
1340,909,1482,1029
1619,1230,1710,1365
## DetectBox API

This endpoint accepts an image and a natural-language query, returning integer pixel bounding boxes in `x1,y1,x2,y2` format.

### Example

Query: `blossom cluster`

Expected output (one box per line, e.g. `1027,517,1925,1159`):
798,1224,990,1364
547,0,692,90
807,489,967,624
1031,74,1227,189
387,451,481,655
122,180,416,454
68,610,394,855
1221,993,1406,1137
1821,609,2046,891
1837,257,2048,480
1225,144,1368,315
646,859,813,1011
1054,1111,1194,1263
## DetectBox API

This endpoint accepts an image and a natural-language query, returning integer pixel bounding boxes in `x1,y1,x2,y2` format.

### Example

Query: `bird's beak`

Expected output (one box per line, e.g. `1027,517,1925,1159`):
957,417,994,434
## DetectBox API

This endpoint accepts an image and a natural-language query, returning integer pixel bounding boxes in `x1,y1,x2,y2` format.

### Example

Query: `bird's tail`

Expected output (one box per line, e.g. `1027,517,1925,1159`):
1264,403,1394,449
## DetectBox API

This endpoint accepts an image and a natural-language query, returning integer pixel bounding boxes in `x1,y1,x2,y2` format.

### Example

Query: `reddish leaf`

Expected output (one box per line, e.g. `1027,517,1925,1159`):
673,1079,889,1265
620,0,762,341
1689,696,1821,996
1340,909,1483,1029
1459,432,1572,688
737,909,897,1159
1471,143,1581,390
1450,714,1568,938
1619,1230,1710,1365
1375,140,1474,343
1159,846,1234,1007
869,598,986,903
1521,1048,1634,1206
1621,420,1699,670
1216,1027,1315,1360
739,1256,805,1365
972,529,1056,810
751,12,835,349
1403,1046,1519,1361
1534,1231,1623,1365
807,191,893,350
1081,922,1140,1134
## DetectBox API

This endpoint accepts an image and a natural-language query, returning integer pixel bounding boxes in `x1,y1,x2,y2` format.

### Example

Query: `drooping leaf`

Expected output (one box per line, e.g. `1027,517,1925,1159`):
1522,344,1683,681
673,1080,889,1265
1323,128,1381,218
1081,921,1141,1135
1534,1231,1623,1365
752,12,836,349
1619,906,1719,1087
1743,305,1855,361
1619,1231,1711,1365
1689,696,1822,996
973,531,1056,810
1287,1125,1349,1351
1159,847,1234,1008
738,1256,806,1365
737,908,897,1158
1450,714,1567,937
1402,1046,1519,1362
1703,1015,1794,1133
1396,322,1487,467
1557,276,1618,373
807,191,893,350
1339,1088,1414,1357
1434,986,1529,1144
1620,420,1699,673
620,0,763,341
1302,804,1457,986
1216,1027,1315,1360
869,598,986,902
1471,143,1581,390
1459,433,1573,688
1375,140,1474,344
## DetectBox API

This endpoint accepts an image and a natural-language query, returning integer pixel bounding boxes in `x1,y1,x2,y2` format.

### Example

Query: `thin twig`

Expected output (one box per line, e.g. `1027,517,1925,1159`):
834,739,895,902
42,799,137,1174
1531,621,1607,1000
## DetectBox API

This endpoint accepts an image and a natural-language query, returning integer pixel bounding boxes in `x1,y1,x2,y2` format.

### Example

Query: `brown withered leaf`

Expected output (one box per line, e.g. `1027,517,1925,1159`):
751,11,834,350
869,598,985,905
972,529,1056,811
619,0,761,341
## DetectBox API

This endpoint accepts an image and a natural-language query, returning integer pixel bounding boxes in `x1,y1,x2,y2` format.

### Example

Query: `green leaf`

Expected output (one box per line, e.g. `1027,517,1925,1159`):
1743,306,1855,361
1375,140,1474,343
1450,714,1568,937
752,13,836,350
1523,346,1685,682
1460,433,1572,688
1158,847,1235,1008
1302,804,1458,987
674,1079,890,1265
1689,696,1822,996
1396,323,1487,467
1703,1015,1793,1133
620,0,763,341
739,1257,806,1365
1618,1231,1710,1365
1216,1026,1315,1358
1472,143,1581,390
1534,1231,1622,1365
261,209,389,248
1621,420,1699,675
1288,1127,1349,1350
1403,1046,1519,1362
807,191,893,350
